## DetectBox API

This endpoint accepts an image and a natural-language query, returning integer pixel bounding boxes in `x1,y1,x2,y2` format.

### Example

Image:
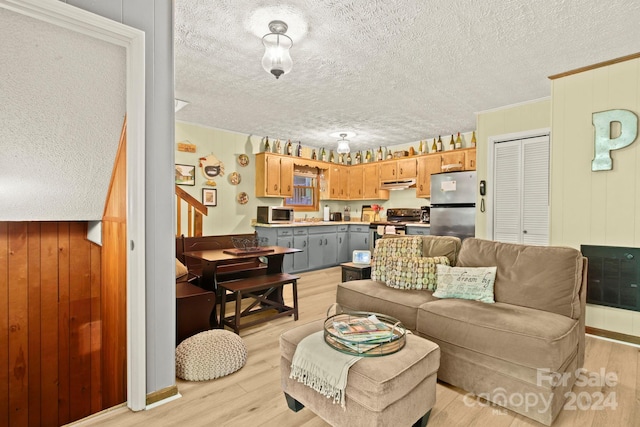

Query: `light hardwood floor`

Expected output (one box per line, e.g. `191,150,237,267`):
73,266,640,427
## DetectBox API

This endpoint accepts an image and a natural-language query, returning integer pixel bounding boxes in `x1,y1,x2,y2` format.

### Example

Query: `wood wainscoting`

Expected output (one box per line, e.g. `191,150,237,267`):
0,221,103,426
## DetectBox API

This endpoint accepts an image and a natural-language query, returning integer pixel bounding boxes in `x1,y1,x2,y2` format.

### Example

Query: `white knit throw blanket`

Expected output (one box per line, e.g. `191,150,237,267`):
290,331,362,408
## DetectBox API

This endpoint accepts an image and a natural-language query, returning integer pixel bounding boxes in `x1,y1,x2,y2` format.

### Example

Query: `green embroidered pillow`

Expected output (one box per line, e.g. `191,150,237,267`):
384,256,450,290
433,264,497,303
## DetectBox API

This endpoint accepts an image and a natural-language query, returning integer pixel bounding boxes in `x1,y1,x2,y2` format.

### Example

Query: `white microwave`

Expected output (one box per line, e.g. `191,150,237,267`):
257,206,294,224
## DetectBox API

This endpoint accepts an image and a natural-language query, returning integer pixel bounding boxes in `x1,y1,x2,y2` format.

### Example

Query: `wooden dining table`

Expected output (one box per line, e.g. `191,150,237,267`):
183,246,301,328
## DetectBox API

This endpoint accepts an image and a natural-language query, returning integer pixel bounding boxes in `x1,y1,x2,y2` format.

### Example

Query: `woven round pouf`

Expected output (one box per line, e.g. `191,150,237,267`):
176,330,247,381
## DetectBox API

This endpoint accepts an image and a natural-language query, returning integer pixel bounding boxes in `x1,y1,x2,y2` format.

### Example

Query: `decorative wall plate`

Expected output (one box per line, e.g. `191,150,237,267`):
238,154,249,167
229,172,241,185
237,192,249,205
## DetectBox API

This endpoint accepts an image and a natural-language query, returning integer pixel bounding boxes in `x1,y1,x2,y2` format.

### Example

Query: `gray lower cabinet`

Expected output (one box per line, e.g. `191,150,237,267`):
308,225,338,270
276,229,294,273
256,224,367,272
406,226,431,236
337,233,350,264
292,228,309,272
349,224,369,253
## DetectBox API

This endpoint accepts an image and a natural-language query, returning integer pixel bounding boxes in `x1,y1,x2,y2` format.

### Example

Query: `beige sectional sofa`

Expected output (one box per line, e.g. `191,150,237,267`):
336,236,587,426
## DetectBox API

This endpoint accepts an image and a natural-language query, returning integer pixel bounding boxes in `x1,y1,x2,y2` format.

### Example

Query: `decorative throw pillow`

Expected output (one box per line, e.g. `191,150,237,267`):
371,236,423,282
384,256,450,290
433,264,497,303
176,258,189,280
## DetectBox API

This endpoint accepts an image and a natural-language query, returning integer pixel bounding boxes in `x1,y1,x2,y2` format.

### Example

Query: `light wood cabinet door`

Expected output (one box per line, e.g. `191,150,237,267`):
416,155,442,197
465,148,477,171
279,156,294,197
338,165,349,199
397,158,417,179
327,165,342,199
348,165,364,199
379,161,397,181
264,154,281,196
440,151,466,169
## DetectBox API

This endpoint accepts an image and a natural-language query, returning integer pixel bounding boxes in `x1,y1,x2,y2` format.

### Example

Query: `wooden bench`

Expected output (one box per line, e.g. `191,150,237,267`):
219,273,299,334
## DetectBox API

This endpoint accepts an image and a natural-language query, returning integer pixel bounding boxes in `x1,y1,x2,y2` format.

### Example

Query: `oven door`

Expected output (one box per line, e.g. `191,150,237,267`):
368,225,406,251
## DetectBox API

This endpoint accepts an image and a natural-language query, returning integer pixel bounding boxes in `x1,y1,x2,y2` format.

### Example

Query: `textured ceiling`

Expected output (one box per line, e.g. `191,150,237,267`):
175,0,640,152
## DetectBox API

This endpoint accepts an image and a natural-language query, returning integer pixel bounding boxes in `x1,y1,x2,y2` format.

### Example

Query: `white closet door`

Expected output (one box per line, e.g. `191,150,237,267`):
522,136,549,245
494,140,522,243
493,135,549,245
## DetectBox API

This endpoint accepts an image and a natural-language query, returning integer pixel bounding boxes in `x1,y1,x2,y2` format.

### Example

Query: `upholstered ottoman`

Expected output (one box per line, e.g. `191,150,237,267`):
280,319,439,427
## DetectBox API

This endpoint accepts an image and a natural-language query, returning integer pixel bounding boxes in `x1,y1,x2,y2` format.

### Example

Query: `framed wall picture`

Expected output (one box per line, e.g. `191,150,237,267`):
202,188,217,206
175,164,195,186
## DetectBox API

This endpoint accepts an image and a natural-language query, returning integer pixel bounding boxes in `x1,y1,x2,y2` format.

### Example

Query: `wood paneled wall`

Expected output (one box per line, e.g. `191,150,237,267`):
0,221,102,426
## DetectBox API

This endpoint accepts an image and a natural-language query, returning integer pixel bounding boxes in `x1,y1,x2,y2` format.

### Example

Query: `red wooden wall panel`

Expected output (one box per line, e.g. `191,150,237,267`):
0,222,104,426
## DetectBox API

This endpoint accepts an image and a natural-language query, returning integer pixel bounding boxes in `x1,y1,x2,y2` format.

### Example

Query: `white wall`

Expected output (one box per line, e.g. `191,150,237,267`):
0,7,125,220
551,57,640,337
475,98,552,238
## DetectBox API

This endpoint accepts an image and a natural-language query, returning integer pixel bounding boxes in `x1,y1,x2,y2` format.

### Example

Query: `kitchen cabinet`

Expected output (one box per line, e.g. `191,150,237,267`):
292,228,309,272
440,151,466,170
308,225,338,269
380,158,417,181
363,163,389,200
324,164,350,200
275,228,294,273
337,225,350,264
416,155,442,198
348,166,364,199
397,158,417,179
379,161,398,181
255,153,293,197
465,148,476,171
348,224,369,253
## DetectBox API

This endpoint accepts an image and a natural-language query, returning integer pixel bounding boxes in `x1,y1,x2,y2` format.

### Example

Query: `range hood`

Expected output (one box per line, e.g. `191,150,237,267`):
380,178,416,190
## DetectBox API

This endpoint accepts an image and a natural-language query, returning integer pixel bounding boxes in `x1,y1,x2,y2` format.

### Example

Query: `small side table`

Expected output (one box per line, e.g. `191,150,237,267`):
341,262,372,282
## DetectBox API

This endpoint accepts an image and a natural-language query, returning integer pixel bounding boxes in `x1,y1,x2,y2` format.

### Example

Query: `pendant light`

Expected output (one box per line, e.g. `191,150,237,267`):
336,133,350,154
261,20,293,79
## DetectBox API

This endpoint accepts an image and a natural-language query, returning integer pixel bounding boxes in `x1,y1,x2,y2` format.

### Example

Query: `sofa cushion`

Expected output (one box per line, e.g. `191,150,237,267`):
456,238,584,319
384,256,450,290
336,280,438,330
371,236,423,282
433,265,496,303
417,299,579,370
176,258,189,281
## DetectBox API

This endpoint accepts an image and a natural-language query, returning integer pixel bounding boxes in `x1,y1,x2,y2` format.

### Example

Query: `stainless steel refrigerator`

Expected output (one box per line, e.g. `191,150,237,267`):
430,171,477,240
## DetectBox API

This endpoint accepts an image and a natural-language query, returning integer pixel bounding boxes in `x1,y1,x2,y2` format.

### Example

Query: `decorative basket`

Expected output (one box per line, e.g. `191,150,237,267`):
231,236,265,251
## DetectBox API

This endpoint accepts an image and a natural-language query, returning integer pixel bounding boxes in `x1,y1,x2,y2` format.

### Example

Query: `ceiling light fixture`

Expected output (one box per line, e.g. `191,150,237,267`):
336,133,350,154
261,20,293,79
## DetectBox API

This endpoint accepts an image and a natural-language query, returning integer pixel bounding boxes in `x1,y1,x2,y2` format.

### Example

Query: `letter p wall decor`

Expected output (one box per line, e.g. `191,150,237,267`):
592,109,638,171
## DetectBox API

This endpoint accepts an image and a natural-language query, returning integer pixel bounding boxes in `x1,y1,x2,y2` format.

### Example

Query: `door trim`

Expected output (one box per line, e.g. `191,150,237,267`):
486,128,550,240
0,0,147,411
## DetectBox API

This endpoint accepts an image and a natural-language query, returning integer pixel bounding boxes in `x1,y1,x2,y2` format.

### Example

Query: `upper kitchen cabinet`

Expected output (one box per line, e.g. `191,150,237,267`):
323,164,345,200
363,163,389,200
255,153,293,197
416,155,442,198
379,158,417,181
348,165,364,199
440,151,466,170
465,148,476,171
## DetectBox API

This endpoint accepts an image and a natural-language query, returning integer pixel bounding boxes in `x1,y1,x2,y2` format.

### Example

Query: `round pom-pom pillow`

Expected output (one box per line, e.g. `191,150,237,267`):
176,330,247,381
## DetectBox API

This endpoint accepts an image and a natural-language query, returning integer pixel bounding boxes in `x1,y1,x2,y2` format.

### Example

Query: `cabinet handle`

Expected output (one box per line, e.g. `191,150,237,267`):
274,185,277,191
324,238,328,245
365,237,368,244
400,168,403,174
319,240,323,246
288,242,291,248
393,168,396,175
339,237,342,244
303,241,307,247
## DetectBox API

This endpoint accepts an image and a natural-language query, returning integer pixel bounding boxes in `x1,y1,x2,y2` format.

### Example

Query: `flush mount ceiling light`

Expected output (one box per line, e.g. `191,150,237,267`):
336,133,351,154
262,20,293,79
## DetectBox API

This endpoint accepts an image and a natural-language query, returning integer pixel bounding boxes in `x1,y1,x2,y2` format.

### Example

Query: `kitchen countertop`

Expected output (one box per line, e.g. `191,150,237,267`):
252,220,430,228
